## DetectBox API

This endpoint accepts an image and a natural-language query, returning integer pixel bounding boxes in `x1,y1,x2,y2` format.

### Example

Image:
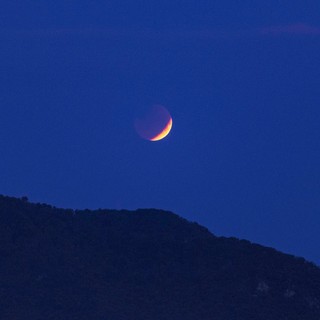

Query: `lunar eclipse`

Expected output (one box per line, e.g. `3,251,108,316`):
134,105,172,141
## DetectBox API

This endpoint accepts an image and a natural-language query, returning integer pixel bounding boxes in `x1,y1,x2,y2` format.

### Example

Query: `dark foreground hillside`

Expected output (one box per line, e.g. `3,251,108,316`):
0,195,320,319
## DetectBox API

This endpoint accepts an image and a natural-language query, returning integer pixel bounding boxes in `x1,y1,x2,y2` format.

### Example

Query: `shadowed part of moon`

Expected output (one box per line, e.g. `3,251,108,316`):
134,105,172,141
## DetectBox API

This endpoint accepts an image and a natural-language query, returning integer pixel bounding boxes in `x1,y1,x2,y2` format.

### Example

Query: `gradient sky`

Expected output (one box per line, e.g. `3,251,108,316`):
1,1,320,264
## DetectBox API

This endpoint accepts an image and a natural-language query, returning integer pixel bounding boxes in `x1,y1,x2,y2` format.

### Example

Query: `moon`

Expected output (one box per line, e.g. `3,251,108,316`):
134,105,173,141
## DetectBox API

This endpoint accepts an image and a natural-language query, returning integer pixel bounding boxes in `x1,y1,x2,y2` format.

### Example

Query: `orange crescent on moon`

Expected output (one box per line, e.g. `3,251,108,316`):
149,117,173,141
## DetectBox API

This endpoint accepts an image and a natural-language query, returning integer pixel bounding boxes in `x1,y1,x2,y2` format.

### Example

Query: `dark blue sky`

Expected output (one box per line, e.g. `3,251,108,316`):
1,1,320,264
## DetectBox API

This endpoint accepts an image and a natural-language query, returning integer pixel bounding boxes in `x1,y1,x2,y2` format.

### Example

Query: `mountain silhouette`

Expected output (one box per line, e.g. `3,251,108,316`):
1,194,320,319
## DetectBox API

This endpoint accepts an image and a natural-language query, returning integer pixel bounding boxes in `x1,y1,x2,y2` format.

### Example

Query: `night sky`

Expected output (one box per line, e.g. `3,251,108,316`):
1,1,320,264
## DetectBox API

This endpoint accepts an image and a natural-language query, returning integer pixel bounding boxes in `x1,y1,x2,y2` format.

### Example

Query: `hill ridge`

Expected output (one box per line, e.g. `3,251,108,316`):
0,194,320,319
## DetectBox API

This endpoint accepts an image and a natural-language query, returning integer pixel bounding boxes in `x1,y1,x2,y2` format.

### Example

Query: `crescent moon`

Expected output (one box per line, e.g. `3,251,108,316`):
150,117,173,141
134,105,173,141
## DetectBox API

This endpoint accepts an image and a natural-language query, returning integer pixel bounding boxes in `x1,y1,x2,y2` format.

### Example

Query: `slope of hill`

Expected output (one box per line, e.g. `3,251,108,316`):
0,194,320,319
